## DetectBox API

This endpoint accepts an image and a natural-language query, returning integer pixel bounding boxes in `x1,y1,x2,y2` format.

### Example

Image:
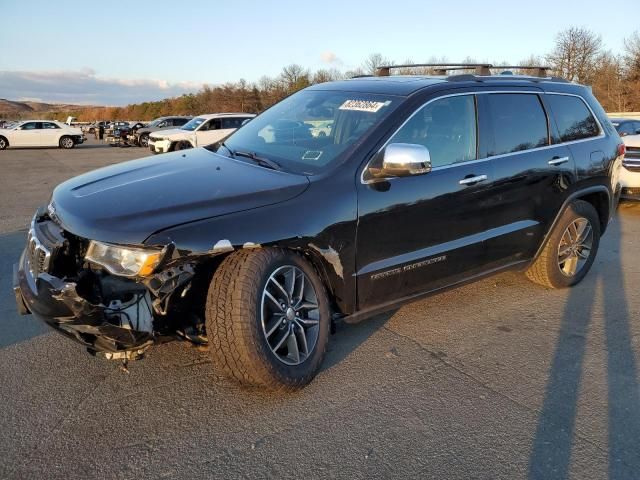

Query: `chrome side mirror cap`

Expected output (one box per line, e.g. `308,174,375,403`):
379,143,432,177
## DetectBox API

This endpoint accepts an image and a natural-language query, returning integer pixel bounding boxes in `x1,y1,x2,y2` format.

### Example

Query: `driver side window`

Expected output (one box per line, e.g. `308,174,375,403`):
388,95,477,168
200,119,221,131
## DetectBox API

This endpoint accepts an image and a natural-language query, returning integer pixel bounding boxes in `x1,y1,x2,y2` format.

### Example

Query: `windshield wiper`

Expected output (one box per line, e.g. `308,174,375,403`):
219,141,234,156
233,150,282,171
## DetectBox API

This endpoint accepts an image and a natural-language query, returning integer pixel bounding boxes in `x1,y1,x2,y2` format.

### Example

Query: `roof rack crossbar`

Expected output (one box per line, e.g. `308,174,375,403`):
376,63,553,78
376,63,493,76
494,66,551,78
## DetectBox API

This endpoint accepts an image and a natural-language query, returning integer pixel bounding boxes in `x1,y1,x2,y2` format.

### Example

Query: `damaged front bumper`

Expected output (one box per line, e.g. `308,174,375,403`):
14,246,154,358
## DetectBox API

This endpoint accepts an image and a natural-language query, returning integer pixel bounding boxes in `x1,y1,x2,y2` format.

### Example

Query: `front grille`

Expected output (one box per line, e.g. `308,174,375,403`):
26,218,66,279
26,228,52,278
625,146,640,160
623,158,640,172
622,187,640,197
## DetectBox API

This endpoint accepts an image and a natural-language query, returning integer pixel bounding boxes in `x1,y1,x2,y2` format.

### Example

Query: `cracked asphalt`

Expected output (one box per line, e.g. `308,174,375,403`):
1,139,640,479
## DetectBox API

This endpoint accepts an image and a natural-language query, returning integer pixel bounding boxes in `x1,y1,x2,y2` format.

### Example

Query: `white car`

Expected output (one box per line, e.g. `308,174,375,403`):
620,133,640,200
0,120,85,150
148,113,255,154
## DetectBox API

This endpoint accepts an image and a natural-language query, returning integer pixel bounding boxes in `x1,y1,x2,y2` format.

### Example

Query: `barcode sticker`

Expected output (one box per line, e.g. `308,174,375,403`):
339,100,389,113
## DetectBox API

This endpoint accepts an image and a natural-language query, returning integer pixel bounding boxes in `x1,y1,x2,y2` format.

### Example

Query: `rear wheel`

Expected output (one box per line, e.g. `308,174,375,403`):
0,136,8,150
205,248,331,390
59,136,74,149
526,200,600,288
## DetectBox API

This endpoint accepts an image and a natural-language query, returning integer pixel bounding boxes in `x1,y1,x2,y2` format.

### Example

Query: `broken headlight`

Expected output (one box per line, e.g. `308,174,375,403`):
85,241,165,277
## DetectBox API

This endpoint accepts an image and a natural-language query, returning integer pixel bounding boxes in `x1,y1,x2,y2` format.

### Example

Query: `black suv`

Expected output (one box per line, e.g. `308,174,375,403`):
14,64,624,390
132,116,193,148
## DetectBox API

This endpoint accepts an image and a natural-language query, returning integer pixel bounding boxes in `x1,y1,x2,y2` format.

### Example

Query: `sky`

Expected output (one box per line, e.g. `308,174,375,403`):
0,0,636,106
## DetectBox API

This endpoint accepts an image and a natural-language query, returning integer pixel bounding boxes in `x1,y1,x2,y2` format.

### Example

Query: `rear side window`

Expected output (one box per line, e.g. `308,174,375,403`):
486,94,548,156
546,94,600,142
221,117,250,129
388,95,477,168
201,119,221,131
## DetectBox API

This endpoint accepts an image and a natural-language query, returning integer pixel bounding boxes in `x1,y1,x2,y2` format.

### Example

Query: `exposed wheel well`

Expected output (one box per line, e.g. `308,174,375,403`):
575,190,610,234
194,246,343,316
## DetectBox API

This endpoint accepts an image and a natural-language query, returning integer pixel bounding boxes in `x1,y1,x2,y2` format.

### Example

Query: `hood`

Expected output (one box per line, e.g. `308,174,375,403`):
51,148,310,244
150,128,185,139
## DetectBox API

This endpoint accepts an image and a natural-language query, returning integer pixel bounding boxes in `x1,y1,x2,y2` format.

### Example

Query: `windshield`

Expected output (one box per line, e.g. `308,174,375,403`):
213,90,399,174
181,117,206,131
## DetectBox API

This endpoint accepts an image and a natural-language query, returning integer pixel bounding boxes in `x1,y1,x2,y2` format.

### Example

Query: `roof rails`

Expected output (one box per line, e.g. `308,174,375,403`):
375,63,554,79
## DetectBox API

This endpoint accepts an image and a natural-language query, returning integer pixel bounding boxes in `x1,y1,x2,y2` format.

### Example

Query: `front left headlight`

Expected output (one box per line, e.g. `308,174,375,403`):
85,240,165,277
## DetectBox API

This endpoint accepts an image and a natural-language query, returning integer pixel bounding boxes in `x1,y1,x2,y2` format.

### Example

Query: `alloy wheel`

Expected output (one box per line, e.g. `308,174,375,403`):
260,265,320,365
61,137,74,148
557,217,593,277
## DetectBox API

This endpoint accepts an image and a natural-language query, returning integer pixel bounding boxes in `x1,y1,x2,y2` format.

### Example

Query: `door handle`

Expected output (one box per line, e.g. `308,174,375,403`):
548,156,570,166
459,174,488,185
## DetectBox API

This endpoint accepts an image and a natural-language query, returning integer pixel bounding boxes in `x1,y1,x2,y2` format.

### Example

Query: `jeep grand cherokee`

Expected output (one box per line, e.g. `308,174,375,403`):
14,64,625,390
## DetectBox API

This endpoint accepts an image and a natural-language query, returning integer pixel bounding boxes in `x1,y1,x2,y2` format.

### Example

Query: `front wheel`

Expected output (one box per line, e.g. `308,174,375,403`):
0,136,8,150
205,248,331,390
59,136,75,149
526,200,600,288
174,140,192,151
139,134,149,148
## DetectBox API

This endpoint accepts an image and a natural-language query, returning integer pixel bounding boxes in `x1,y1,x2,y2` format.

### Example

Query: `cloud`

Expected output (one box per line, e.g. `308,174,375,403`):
0,69,202,106
320,51,342,65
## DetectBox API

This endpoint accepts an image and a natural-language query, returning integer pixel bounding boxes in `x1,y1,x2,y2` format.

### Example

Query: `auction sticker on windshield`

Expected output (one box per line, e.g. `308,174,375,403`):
339,99,390,113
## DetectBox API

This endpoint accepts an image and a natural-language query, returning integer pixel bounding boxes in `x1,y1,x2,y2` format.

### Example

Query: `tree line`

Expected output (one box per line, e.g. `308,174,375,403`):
49,27,640,122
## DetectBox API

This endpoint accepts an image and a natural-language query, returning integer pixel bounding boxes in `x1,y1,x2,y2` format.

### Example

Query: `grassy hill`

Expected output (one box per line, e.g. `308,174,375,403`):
0,99,101,118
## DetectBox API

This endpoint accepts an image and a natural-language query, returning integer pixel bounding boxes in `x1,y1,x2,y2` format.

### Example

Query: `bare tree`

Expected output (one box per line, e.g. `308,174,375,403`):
363,53,391,75
547,27,603,82
312,68,344,84
591,52,628,111
624,31,640,78
280,64,310,94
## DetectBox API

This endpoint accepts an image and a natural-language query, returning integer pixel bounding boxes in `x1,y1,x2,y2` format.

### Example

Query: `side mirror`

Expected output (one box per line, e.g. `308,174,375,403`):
241,118,251,126
636,128,640,135
375,143,432,178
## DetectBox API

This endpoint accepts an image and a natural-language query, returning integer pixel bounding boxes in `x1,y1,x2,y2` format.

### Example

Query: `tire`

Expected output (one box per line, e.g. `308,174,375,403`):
139,134,150,148
0,136,8,150
59,136,75,149
526,200,600,288
174,140,192,151
205,248,331,390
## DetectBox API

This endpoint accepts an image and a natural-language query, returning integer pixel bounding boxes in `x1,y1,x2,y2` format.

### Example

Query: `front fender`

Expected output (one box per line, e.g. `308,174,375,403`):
144,179,358,314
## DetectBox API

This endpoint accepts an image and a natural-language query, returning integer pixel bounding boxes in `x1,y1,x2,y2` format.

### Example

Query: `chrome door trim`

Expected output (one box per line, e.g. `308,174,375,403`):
360,90,606,185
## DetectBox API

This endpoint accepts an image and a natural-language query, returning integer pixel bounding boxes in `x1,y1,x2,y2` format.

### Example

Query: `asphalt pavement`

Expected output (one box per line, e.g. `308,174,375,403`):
1,139,639,479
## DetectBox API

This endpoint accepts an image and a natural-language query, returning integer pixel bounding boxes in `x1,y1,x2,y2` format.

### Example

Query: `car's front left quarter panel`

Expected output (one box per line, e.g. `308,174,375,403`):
144,175,359,315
